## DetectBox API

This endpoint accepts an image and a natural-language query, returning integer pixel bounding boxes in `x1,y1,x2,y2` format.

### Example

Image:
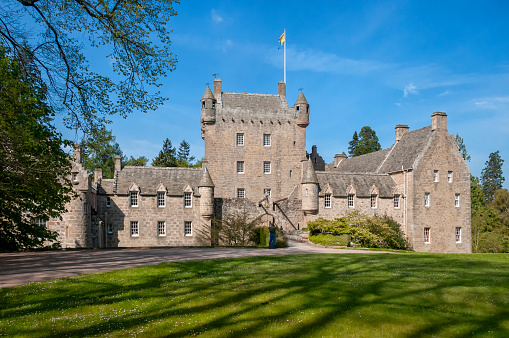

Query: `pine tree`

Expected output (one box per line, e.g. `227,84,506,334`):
455,134,471,162
348,131,359,157
352,126,381,157
481,151,505,202
177,140,195,167
81,126,125,179
152,138,177,167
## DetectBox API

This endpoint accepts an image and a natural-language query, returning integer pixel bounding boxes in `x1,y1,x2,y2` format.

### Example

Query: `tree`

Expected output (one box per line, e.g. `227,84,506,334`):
481,151,505,202
177,140,195,167
455,134,471,162
124,156,148,167
0,46,73,250
348,131,358,157
0,0,178,133
81,126,124,179
352,126,381,157
152,138,177,167
492,189,509,226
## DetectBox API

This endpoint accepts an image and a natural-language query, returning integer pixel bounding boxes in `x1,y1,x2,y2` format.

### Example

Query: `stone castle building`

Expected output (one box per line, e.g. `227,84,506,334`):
46,78,471,253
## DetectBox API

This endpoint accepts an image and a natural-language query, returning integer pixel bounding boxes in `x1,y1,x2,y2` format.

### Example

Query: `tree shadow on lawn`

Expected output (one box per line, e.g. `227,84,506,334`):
1,254,509,337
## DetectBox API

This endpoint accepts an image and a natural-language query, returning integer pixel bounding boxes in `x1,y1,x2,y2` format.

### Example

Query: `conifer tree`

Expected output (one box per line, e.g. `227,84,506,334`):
152,138,177,167
481,151,505,202
177,140,195,167
455,134,471,162
352,126,381,157
348,131,359,157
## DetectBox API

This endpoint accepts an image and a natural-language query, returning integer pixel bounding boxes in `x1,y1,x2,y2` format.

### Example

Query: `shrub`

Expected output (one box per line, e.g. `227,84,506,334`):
275,229,288,248
306,211,411,250
250,226,269,247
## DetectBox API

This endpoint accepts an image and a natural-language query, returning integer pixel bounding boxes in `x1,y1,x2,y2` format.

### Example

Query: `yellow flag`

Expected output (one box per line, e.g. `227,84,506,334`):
279,32,285,45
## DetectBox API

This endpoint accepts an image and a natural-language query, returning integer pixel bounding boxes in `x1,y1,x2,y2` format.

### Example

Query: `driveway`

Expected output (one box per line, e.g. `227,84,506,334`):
0,241,385,288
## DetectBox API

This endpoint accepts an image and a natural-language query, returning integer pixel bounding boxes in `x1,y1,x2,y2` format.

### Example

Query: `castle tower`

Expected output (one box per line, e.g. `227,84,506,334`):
302,158,319,215
201,86,216,127
295,92,310,127
198,168,215,219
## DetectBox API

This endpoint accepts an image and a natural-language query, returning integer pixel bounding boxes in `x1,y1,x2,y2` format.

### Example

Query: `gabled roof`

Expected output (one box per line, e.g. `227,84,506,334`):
334,126,433,174
221,92,286,116
316,172,396,198
102,167,203,196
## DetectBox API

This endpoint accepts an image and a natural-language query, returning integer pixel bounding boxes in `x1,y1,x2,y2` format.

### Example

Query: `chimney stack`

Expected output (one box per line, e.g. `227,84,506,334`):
94,168,103,184
395,124,409,142
431,112,447,132
333,154,347,167
214,78,222,104
114,155,121,172
278,81,286,100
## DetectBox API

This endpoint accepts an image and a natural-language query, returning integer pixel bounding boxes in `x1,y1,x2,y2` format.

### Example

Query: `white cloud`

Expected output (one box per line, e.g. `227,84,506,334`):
438,90,450,97
211,9,223,23
473,96,509,110
394,102,401,107
403,83,418,97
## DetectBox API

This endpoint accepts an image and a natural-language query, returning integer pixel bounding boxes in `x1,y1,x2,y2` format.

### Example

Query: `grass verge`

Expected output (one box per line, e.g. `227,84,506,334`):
1,253,509,337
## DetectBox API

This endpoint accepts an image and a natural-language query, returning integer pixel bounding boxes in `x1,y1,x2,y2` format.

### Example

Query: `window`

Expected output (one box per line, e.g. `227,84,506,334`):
158,221,166,236
130,192,139,207
130,221,139,237
263,134,271,146
34,218,46,227
455,227,462,243
370,195,377,209
264,189,271,197
184,192,192,208
263,161,271,174
296,105,300,113
448,171,453,183
107,223,113,234
201,101,205,108
106,197,111,208
305,189,308,197
324,194,331,208
72,173,78,182
237,188,245,198
424,193,430,207
290,170,293,177
236,133,244,146
84,202,88,214
157,192,166,207
455,194,460,208
394,195,400,209
348,194,355,208
237,161,245,174
424,227,430,244
184,221,192,236
433,170,439,182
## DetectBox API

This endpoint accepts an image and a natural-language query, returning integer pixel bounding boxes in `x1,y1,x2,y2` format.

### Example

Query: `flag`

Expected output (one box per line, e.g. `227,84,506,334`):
279,32,285,45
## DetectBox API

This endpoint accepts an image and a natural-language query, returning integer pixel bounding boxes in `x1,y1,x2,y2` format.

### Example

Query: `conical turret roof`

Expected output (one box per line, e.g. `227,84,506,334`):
302,158,318,184
295,92,308,105
198,167,215,187
202,87,214,100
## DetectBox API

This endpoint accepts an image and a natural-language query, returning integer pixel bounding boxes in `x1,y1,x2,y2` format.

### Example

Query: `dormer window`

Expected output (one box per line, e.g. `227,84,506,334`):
184,192,192,208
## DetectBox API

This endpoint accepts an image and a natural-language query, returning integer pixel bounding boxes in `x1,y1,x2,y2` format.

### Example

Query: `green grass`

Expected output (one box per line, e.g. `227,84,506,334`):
1,253,509,337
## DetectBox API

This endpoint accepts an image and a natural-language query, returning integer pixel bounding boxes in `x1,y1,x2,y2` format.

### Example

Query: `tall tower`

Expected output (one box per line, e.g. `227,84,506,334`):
301,158,319,215
200,86,216,140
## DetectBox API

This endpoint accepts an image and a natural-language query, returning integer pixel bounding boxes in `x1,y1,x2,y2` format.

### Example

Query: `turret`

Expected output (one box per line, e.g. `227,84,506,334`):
295,92,309,127
201,86,216,125
302,158,319,215
198,168,215,219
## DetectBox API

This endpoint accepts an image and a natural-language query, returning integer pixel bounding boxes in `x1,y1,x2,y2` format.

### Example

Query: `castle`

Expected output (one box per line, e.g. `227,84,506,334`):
46,78,472,253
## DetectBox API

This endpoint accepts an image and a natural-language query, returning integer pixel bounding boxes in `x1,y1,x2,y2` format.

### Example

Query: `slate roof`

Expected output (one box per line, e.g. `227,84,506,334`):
100,167,205,196
220,92,289,119
317,172,396,198
334,126,433,174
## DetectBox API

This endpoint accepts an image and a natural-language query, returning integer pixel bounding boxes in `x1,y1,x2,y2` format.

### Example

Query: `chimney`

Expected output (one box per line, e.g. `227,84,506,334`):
114,155,121,172
333,154,347,167
73,144,82,163
395,124,409,142
278,81,286,100
94,168,103,184
214,78,222,103
431,112,447,132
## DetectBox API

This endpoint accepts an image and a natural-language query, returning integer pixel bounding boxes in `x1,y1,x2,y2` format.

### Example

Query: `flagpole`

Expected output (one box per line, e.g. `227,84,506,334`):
284,29,286,84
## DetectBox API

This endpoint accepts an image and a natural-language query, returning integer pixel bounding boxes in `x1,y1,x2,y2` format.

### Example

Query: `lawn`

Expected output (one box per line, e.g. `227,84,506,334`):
1,253,509,337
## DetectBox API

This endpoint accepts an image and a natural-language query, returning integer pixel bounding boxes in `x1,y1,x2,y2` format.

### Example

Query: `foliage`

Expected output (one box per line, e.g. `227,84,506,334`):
349,126,381,157
250,226,269,247
151,138,178,167
177,140,195,167
309,233,350,246
0,0,178,133
123,156,148,167
0,46,72,251
307,211,410,250
211,212,262,246
492,189,509,226
2,254,509,336
481,150,505,202
455,134,471,162
348,131,358,157
81,126,124,179
275,230,289,248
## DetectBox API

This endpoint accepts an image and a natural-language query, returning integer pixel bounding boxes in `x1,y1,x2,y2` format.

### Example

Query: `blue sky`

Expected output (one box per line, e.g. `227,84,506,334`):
60,0,508,186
